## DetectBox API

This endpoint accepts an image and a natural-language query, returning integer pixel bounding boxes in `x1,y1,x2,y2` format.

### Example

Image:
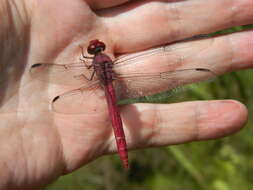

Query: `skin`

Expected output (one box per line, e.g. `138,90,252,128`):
0,0,252,189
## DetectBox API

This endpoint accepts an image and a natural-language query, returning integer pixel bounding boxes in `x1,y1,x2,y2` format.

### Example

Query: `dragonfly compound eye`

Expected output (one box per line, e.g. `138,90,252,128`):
87,39,106,55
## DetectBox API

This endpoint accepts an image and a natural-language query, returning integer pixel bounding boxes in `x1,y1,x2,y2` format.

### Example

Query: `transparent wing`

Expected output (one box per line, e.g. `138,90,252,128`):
114,68,216,98
113,36,211,68
111,41,215,98
29,62,94,86
51,80,103,114
113,47,168,66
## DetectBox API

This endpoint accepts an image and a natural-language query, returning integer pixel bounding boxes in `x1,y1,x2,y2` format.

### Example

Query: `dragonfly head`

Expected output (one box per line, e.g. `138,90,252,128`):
87,39,106,55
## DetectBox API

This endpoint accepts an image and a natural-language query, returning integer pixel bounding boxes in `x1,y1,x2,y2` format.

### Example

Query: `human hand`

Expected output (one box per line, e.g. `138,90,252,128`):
0,0,252,189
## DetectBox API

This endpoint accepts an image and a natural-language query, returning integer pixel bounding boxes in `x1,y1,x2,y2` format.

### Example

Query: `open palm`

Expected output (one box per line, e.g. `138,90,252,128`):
1,0,252,189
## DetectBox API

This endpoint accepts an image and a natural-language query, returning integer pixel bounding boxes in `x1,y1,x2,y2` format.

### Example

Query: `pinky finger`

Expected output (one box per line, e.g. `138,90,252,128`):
116,100,247,151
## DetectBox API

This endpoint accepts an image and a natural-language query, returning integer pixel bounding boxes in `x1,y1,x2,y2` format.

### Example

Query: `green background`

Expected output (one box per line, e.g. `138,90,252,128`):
46,25,253,190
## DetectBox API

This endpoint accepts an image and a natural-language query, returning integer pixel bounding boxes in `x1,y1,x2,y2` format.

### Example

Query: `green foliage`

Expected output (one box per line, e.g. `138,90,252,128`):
46,25,253,190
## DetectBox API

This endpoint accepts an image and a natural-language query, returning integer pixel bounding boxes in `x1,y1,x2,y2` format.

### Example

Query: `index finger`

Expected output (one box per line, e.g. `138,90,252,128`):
101,0,253,53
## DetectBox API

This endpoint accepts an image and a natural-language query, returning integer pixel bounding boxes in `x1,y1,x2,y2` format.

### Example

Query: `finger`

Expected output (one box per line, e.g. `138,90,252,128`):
86,0,130,10
110,100,247,151
101,0,253,52
167,30,253,73
113,30,253,97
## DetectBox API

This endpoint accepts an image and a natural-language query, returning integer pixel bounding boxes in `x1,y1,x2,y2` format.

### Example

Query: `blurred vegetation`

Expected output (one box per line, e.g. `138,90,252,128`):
46,25,253,190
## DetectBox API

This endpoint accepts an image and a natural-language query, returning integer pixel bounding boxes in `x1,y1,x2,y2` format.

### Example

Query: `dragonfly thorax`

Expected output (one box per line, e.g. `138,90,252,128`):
87,39,106,55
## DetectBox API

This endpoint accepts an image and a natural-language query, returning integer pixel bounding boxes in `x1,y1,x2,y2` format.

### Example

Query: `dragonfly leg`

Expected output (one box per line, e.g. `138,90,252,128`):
79,45,93,59
74,70,96,82
89,70,96,80
79,57,93,69
79,45,95,69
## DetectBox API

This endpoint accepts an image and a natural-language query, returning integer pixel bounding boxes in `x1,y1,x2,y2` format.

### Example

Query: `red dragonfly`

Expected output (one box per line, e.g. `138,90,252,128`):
30,39,215,169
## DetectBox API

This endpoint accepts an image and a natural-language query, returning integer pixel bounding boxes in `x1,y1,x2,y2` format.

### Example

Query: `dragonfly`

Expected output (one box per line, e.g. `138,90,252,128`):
30,39,215,169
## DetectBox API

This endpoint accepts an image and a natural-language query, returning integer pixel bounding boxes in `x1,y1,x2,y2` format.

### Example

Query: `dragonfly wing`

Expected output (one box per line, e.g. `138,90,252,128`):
51,80,104,114
30,62,94,86
113,47,168,67
114,68,216,98
113,39,211,68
